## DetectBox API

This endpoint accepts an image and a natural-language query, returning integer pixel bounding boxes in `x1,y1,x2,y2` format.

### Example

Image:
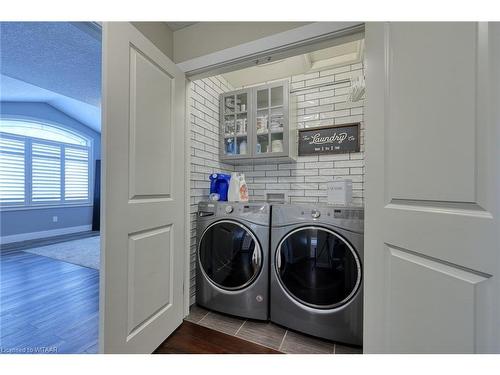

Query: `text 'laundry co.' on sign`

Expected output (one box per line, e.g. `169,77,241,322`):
298,123,360,155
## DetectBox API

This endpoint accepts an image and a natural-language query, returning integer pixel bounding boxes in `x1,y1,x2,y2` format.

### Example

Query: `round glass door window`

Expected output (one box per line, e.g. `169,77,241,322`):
198,220,262,290
276,226,361,309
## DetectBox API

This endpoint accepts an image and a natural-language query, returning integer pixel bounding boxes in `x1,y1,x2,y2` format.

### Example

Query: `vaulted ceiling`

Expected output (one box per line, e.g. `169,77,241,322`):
0,22,102,132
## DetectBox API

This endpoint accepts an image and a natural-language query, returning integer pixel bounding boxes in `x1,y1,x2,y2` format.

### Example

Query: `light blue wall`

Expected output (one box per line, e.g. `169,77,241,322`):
0,102,101,237
1,206,93,236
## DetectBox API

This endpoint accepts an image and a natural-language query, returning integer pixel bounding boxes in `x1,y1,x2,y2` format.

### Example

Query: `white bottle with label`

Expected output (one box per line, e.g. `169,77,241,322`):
228,173,249,202
239,173,249,202
228,173,241,202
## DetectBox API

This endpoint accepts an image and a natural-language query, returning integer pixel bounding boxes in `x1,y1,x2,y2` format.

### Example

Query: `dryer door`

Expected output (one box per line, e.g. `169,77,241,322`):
198,220,262,291
276,226,361,309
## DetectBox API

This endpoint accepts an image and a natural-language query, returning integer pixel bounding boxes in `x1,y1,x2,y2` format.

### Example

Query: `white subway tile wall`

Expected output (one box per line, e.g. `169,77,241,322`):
234,62,365,205
189,76,234,304
189,62,365,303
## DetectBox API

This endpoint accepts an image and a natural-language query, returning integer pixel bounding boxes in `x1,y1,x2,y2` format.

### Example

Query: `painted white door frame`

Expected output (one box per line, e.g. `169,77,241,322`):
180,22,366,316
179,22,364,79
183,80,192,316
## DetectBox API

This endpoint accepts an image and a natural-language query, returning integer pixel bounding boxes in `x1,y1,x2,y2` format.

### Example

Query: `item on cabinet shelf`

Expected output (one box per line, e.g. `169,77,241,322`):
225,120,235,135
239,140,247,155
241,104,246,112
257,116,267,132
236,118,247,134
228,173,249,202
271,139,283,153
327,179,353,205
209,173,231,202
256,143,262,154
270,121,282,131
226,139,235,154
225,98,235,114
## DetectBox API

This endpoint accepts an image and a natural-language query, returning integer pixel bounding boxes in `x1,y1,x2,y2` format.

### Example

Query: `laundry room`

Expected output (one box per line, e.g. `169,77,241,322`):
186,33,365,354
1,15,498,361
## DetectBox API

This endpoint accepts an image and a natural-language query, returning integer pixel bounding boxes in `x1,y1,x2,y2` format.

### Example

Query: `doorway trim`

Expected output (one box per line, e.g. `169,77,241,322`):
179,22,364,80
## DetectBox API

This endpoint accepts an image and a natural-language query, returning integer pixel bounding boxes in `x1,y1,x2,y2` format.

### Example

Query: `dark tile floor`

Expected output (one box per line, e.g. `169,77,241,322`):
186,304,362,354
154,321,281,354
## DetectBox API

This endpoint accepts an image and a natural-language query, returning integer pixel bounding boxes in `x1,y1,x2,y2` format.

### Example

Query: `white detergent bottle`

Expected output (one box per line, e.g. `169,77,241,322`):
228,173,241,202
239,173,249,202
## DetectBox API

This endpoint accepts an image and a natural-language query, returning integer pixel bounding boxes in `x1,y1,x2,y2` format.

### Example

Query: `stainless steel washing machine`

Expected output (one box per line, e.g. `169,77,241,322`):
270,204,364,346
196,201,270,320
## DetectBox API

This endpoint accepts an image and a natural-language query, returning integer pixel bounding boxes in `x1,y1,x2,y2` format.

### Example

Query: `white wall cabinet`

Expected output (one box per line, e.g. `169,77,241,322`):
219,80,297,164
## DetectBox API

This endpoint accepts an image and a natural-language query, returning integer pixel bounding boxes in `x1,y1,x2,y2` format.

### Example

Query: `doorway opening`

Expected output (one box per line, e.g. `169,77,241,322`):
185,31,365,353
0,22,102,354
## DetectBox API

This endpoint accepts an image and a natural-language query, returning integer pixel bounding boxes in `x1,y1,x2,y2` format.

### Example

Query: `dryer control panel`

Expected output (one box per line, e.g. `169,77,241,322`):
272,204,364,233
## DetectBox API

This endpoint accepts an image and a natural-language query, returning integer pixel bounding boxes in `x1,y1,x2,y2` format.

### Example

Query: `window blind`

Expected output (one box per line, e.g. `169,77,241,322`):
64,147,89,201
31,142,61,202
0,137,25,204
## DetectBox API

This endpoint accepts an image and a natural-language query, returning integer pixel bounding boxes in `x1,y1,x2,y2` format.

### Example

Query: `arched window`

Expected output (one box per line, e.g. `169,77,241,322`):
0,119,92,206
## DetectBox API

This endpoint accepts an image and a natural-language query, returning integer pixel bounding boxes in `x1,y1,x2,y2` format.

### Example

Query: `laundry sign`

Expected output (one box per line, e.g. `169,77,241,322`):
298,123,360,155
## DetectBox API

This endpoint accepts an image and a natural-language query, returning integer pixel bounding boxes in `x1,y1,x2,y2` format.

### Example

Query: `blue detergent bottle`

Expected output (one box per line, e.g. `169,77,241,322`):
209,173,231,201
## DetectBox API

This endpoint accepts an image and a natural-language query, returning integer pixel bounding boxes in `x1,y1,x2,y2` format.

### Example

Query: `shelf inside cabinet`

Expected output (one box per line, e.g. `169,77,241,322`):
256,128,284,135
224,133,248,138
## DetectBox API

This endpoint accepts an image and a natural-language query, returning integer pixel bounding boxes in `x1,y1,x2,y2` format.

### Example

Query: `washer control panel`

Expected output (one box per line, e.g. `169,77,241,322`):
311,209,321,219
198,201,270,226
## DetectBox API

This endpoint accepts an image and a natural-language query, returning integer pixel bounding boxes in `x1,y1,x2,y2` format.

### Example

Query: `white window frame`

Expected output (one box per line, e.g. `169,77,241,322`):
0,131,93,210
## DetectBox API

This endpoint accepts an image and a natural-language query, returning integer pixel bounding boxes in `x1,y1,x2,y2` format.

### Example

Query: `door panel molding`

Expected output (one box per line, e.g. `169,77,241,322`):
386,199,492,218
127,225,174,339
364,22,500,353
385,244,491,353
128,45,174,201
387,244,492,280
101,22,185,353
384,23,478,203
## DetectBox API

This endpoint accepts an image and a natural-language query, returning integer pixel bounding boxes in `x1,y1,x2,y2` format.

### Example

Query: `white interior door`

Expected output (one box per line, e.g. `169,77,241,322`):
364,22,500,353
99,22,186,353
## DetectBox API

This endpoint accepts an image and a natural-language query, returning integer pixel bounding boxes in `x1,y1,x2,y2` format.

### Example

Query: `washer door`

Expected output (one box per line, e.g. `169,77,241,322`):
276,226,361,309
199,220,262,291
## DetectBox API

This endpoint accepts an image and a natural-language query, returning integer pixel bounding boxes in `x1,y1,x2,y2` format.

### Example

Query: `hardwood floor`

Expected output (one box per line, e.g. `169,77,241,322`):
154,321,281,354
0,250,99,354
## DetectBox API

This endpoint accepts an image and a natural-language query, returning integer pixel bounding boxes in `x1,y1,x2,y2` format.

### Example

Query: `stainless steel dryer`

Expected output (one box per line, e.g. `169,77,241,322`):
196,201,270,320
270,204,364,346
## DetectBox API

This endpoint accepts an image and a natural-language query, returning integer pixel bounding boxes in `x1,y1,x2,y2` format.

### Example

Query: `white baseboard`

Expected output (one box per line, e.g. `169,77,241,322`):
1,225,93,245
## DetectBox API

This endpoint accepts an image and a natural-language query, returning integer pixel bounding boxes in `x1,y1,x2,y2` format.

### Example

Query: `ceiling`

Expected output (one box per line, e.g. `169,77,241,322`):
222,39,364,88
165,22,197,31
0,22,102,131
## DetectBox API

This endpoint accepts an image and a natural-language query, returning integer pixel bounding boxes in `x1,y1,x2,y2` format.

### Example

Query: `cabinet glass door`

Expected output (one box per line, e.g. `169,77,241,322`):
223,92,249,157
255,84,285,155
